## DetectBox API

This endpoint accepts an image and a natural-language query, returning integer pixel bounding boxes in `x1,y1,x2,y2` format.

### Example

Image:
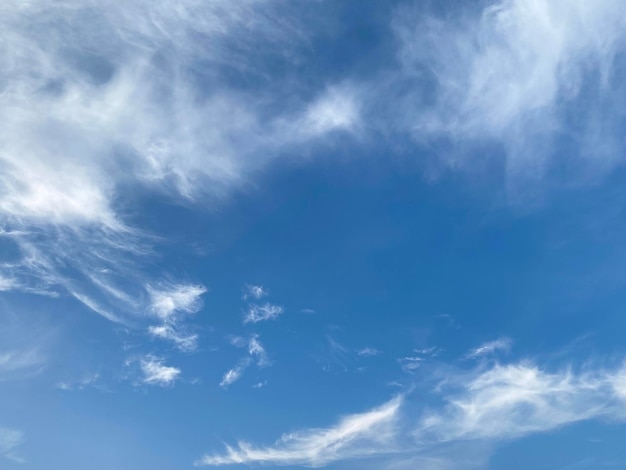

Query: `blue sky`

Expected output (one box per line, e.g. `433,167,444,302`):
2,0,626,468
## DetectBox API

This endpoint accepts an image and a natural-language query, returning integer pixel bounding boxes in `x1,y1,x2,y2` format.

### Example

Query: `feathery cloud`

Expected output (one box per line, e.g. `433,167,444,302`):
139,355,181,387
220,359,252,389
243,303,284,324
202,351,626,468
0,427,24,463
197,396,402,466
392,0,626,186
418,362,626,442
243,285,268,300
466,338,512,359
220,335,270,388
357,347,382,357
0,0,357,328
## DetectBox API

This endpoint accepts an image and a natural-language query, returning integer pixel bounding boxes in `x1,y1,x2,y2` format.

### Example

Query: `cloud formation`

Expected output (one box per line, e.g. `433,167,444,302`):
197,396,402,466
392,0,626,185
147,283,206,351
201,355,626,468
0,0,358,328
419,361,626,442
139,355,181,387
0,427,24,463
465,338,512,359
243,303,284,324
220,335,270,388
243,285,268,301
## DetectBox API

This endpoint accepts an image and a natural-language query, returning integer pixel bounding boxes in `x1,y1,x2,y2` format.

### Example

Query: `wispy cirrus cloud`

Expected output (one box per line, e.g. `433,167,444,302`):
0,309,50,382
220,359,251,389
418,361,626,443
0,0,358,330
391,0,626,187
0,349,45,379
243,303,284,324
357,347,382,357
0,427,24,463
201,348,626,468
56,372,101,392
148,283,207,321
220,335,270,388
465,338,512,359
138,355,181,387
147,283,206,351
197,396,403,467
243,285,268,301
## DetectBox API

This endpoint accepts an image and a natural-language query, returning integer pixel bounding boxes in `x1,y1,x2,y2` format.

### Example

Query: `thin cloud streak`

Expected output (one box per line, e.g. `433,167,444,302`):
197,396,403,467
465,338,512,359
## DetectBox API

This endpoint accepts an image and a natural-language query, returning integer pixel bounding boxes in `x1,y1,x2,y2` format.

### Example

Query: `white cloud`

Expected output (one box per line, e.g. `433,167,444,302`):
466,338,512,359
248,335,270,367
243,284,268,300
357,347,382,357
392,0,626,185
56,372,100,392
139,355,181,387
0,349,44,377
299,86,361,137
243,303,284,324
148,283,207,321
220,359,251,389
0,310,49,382
146,283,206,351
148,325,198,352
418,362,626,442
220,335,270,388
0,427,24,463
202,351,626,468
398,347,439,373
196,396,402,467
0,0,357,329
398,356,424,372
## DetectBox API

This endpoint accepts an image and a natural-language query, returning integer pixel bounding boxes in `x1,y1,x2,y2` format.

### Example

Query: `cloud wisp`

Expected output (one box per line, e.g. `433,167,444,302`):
200,355,626,468
147,283,207,351
137,355,181,387
243,303,284,324
220,335,270,388
197,396,403,467
0,427,24,463
465,338,512,359
243,285,268,301
391,0,626,187
0,0,359,332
